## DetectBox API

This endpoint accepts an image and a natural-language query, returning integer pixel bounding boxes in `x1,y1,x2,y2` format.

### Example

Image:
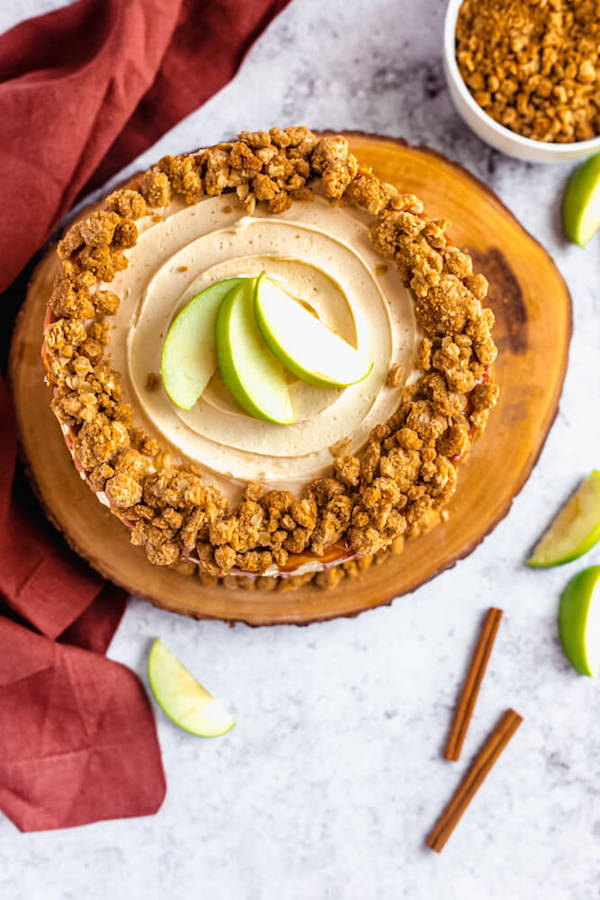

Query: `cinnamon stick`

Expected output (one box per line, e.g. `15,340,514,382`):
427,708,523,853
444,607,503,762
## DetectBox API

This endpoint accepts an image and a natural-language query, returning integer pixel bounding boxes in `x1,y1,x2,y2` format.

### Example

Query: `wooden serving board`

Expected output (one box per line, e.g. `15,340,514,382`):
8,133,571,625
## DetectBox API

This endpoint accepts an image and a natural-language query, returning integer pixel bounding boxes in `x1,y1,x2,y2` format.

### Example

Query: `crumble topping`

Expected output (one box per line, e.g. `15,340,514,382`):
456,0,600,143
42,126,498,590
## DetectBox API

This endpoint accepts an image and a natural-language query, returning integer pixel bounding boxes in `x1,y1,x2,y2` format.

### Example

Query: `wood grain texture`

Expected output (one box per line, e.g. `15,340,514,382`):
8,134,571,625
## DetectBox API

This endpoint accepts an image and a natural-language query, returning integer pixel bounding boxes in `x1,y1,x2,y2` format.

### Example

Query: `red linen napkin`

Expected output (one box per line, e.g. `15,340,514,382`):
0,618,164,832
0,0,290,832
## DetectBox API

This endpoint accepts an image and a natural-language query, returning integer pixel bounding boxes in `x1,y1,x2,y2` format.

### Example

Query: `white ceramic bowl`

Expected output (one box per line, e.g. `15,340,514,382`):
443,0,600,163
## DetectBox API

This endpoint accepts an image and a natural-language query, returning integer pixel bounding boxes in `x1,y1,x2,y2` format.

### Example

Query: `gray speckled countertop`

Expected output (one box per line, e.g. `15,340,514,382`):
2,1,600,898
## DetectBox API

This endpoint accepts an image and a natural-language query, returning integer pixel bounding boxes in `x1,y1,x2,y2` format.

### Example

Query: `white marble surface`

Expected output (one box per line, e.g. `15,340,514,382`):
2,1,600,898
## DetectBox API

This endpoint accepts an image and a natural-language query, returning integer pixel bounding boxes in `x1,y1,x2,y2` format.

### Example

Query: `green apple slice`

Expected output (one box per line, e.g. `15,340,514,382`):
558,566,600,676
563,152,600,247
254,273,373,388
527,471,600,567
215,278,294,425
161,278,244,410
148,638,235,737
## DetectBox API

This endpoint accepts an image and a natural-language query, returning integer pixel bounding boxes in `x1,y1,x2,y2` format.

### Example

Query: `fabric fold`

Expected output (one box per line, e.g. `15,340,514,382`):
0,619,166,832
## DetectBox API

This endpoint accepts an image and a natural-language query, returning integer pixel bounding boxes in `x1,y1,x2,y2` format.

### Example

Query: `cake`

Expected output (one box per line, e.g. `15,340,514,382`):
41,127,499,591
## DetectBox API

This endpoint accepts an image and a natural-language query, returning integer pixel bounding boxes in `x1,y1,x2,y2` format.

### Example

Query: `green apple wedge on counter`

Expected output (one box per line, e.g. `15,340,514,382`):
527,471,600,567
563,152,600,247
148,639,235,737
527,472,600,676
558,567,600,677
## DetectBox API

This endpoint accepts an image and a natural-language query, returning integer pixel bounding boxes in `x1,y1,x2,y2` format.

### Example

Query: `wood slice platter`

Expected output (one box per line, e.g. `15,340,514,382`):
8,133,571,626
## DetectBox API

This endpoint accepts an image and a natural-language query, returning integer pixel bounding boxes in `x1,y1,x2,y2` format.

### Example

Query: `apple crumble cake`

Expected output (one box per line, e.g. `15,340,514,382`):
42,127,498,591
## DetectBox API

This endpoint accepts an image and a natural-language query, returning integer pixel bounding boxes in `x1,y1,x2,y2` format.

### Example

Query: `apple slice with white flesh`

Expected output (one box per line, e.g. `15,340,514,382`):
148,638,235,737
161,278,244,411
527,470,600,567
253,273,373,388
216,277,294,425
